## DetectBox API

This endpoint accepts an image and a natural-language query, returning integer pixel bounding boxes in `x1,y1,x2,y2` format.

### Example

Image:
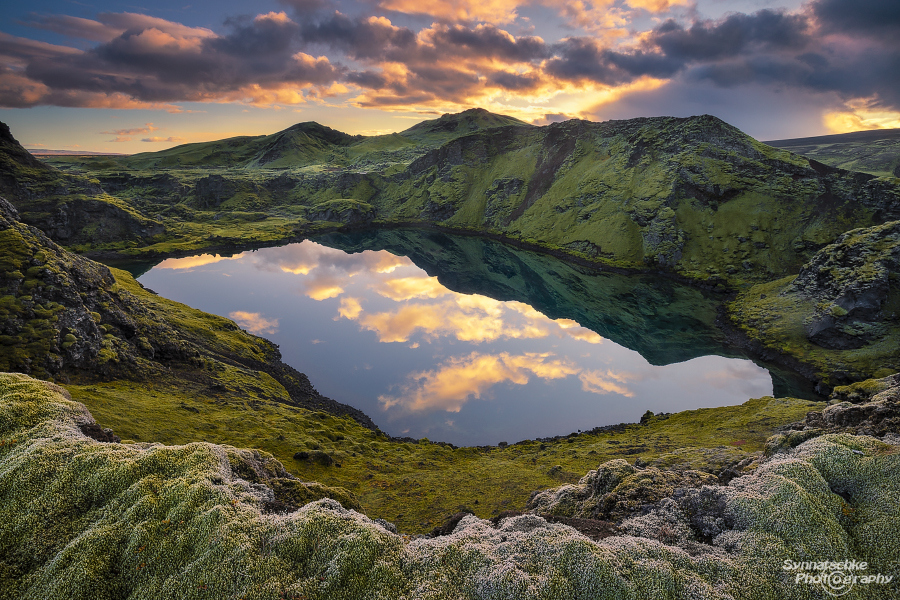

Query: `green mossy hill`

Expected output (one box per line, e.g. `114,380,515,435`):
3,372,898,599
71,370,820,535
767,128,900,177
0,122,163,246
38,113,900,289
399,107,530,146
728,220,900,386
123,122,363,170
118,110,524,171
385,115,898,285
0,196,372,426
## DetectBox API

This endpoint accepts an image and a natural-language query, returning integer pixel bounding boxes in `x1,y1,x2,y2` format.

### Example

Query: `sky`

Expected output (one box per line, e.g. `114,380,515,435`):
0,0,898,152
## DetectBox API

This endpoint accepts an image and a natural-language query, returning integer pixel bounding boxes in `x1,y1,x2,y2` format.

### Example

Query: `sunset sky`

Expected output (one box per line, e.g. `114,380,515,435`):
1,0,898,152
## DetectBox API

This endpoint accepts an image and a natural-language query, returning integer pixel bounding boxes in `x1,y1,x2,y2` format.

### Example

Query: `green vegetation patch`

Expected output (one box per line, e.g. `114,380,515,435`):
2,372,897,600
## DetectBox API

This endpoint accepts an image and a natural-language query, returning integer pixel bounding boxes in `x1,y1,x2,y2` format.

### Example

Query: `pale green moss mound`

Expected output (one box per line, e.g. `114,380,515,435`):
3,372,899,599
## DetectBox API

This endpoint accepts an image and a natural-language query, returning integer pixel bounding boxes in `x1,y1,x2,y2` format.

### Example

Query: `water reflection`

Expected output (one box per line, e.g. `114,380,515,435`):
132,231,812,445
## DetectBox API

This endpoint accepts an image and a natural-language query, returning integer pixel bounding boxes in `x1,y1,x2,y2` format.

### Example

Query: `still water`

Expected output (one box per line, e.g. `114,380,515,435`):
136,230,778,446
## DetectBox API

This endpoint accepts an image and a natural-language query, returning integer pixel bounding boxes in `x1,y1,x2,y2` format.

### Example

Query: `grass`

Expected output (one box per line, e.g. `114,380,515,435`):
67,377,820,534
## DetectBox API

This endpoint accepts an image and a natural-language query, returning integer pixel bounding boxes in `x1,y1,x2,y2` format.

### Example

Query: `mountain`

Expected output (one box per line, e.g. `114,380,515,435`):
0,122,163,247
6,112,900,387
0,195,372,426
766,128,900,177
36,112,899,286
118,109,528,171
122,121,363,170
400,107,530,144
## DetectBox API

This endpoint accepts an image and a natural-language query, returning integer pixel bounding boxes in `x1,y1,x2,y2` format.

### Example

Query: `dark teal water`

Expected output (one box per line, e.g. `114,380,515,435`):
134,230,811,445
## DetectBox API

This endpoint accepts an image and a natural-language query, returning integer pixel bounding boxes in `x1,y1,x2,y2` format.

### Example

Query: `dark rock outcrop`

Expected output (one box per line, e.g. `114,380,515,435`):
788,220,900,349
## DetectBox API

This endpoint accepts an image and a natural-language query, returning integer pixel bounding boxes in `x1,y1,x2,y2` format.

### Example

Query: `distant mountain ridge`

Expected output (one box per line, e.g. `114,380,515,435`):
121,108,527,170
765,128,900,147
765,128,900,177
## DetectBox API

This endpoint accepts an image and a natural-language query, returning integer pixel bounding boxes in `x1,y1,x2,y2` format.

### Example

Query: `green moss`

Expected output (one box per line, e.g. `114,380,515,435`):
2,373,897,600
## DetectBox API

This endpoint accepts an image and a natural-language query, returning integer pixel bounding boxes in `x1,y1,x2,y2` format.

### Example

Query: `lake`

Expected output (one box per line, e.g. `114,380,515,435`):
132,229,816,446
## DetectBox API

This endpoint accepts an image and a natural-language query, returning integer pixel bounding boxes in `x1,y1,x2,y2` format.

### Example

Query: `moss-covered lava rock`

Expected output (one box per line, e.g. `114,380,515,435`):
2,372,898,599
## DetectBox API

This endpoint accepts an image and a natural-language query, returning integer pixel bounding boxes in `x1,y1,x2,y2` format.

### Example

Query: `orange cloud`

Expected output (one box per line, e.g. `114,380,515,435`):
341,285,606,346
229,311,279,334
578,369,634,396
823,98,900,133
337,297,364,319
372,276,451,301
375,0,523,24
155,253,245,270
350,295,556,343
555,318,604,344
379,351,580,412
305,279,345,300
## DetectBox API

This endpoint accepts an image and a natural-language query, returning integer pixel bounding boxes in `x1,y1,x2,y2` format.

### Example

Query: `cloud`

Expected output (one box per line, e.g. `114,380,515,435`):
141,136,185,142
337,297,363,319
256,240,411,276
0,12,342,108
371,0,524,24
578,369,633,396
101,122,158,135
341,288,606,346
811,0,900,39
379,351,580,412
155,253,245,270
3,0,898,119
371,275,451,301
229,311,280,334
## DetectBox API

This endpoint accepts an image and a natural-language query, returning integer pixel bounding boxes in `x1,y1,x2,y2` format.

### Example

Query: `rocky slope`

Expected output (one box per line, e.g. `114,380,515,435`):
0,123,163,247
2,372,897,599
35,113,900,289
728,219,900,386
0,195,372,426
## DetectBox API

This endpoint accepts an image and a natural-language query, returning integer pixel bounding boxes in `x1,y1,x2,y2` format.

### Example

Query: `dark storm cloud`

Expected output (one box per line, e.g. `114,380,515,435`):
299,11,416,60
544,38,679,85
650,10,810,61
812,0,900,38
2,1,899,112
543,6,900,112
430,25,548,62
488,70,542,91
4,13,342,106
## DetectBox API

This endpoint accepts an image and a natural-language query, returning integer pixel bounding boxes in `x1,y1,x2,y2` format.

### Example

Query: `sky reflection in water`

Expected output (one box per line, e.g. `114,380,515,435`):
144,241,773,445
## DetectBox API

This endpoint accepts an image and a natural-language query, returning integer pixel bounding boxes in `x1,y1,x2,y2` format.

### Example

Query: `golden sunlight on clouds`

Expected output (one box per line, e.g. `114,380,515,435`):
305,281,345,300
156,253,244,269
340,284,607,346
823,105,900,134
337,297,363,319
578,369,634,396
372,276,451,301
555,319,604,344
624,0,690,13
349,296,554,343
379,351,580,412
376,0,522,24
585,75,668,113
229,311,279,334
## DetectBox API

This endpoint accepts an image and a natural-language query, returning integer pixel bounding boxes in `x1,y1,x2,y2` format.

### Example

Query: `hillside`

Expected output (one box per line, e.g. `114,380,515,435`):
766,128,900,177
35,114,900,287
0,189,827,534
2,371,897,598
0,123,163,248
5,112,898,388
